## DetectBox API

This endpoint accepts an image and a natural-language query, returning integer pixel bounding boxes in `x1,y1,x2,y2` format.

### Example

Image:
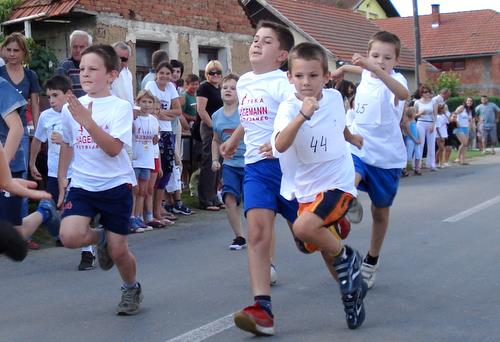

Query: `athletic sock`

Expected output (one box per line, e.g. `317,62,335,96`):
364,253,379,266
254,295,273,317
122,282,139,290
145,211,153,222
333,245,347,262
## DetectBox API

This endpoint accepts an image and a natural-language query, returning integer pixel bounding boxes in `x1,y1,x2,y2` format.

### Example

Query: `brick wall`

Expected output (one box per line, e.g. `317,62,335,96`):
76,0,253,35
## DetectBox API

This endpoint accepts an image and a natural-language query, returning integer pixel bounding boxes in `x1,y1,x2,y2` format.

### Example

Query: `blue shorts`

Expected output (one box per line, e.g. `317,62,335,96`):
0,172,24,226
352,154,401,208
134,168,151,181
221,164,244,205
243,159,298,223
61,183,133,235
453,127,469,136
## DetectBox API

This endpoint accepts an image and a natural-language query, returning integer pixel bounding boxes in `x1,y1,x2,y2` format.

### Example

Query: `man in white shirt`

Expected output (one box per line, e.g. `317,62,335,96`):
111,41,134,105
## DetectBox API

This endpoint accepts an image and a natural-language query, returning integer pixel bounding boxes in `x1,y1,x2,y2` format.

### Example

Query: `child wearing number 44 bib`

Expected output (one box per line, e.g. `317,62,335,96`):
273,42,367,330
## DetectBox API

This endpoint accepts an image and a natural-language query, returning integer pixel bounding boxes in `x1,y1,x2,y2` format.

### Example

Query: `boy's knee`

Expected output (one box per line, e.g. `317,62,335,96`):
108,242,130,262
292,221,310,241
59,229,82,248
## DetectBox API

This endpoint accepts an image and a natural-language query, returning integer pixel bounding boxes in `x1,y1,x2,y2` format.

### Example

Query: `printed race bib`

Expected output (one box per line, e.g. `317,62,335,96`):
295,119,344,164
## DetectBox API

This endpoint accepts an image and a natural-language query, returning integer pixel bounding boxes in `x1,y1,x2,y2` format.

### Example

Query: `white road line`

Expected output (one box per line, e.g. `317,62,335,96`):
443,195,500,223
165,313,235,342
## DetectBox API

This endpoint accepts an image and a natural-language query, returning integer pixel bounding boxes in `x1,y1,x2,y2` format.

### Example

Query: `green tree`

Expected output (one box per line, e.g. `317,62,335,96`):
435,71,461,97
0,0,23,22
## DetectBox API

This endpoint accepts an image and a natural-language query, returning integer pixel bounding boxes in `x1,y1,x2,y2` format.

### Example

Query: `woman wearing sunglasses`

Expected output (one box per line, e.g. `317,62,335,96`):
196,60,224,211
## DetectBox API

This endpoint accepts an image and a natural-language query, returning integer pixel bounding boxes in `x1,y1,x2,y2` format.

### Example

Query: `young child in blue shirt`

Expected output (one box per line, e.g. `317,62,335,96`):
211,74,247,250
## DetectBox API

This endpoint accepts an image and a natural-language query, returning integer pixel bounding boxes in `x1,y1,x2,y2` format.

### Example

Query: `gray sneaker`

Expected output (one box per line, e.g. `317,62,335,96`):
117,283,143,315
97,242,114,270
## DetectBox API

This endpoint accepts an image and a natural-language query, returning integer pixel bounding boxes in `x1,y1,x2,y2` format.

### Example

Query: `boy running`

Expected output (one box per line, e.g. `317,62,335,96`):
332,31,410,289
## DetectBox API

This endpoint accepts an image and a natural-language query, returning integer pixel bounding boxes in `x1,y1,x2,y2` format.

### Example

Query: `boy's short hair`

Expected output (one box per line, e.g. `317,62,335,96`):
256,20,294,52
82,44,120,72
368,31,401,58
155,61,173,73
44,75,72,93
185,74,200,84
136,89,156,103
221,73,239,84
151,50,169,69
288,42,328,73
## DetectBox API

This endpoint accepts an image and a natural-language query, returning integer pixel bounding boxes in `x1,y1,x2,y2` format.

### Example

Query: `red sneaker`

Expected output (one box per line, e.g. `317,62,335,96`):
234,303,274,336
26,240,40,250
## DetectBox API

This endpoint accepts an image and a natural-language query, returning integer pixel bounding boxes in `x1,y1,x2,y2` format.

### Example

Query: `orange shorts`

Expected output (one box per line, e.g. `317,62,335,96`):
297,189,354,252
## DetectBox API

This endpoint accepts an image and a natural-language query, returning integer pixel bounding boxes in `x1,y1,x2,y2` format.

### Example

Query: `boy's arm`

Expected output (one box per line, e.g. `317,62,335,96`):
57,142,73,207
3,112,23,162
220,125,244,160
352,53,409,101
275,97,318,153
343,126,363,149
331,64,363,80
67,95,123,157
29,138,43,180
0,143,51,199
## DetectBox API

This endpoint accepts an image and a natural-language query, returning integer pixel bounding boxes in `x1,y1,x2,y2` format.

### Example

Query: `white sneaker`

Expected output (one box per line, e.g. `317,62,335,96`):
361,261,379,289
270,264,278,286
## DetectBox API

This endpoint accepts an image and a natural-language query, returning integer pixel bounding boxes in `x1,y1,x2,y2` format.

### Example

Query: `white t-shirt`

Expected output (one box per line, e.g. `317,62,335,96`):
415,99,435,122
145,81,179,132
237,69,294,164
132,114,159,169
436,113,448,138
34,108,72,178
61,95,136,191
457,111,469,128
349,69,408,169
110,67,134,105
273,89,357,203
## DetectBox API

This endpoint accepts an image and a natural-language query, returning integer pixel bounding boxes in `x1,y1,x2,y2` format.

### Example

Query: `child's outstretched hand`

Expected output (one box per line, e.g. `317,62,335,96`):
301,97,319,118
68,94,94,128
50,132,63,145
2,178,51,200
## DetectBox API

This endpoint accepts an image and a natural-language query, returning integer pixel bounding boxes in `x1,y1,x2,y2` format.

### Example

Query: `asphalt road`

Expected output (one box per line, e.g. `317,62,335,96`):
1,153,500,342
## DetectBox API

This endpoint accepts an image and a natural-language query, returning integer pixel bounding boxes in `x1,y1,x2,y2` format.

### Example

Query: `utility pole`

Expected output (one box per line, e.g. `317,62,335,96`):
412,0,422,89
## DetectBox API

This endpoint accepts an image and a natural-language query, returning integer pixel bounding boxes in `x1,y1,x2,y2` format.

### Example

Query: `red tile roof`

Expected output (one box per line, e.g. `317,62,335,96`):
264,0,415,69
375,10,500,59
10,0,79,21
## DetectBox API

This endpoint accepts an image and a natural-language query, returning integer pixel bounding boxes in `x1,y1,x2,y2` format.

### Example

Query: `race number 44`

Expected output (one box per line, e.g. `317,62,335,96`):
310,135,327,153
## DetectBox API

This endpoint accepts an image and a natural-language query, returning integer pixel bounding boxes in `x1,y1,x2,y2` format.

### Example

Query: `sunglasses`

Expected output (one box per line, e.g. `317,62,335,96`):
120,56,129,62
208,70,222,76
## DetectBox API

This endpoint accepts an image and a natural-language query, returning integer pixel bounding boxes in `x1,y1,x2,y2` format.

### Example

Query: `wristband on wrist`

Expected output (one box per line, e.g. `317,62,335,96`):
212,160,219,163
299,110,311,121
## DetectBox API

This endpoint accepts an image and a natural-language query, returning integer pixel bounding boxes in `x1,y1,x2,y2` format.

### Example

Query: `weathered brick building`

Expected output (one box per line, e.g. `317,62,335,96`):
4,0,255,87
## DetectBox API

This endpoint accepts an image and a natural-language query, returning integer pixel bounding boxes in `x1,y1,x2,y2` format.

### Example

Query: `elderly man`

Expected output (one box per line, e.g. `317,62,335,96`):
56,30,92,97
111,41,134,105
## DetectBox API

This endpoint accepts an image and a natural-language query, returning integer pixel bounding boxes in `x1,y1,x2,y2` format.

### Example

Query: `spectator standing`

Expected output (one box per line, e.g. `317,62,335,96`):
196,60,224,211
111,41,134,105
56,30,92,98
454,98,473,164
476,95,499,154
415,85,438,171
140,50,169,90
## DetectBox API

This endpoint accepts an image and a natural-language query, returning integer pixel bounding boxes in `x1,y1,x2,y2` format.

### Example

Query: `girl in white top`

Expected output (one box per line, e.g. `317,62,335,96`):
145,61,181,221
57,44,143,315
415,85,438,171
435,104,449,168
453,97,473,165
131,90,160,229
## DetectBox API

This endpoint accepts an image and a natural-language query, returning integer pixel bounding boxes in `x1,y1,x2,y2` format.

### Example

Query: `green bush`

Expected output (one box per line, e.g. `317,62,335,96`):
28,44,59,89
434,71,461,97
447,96,500,112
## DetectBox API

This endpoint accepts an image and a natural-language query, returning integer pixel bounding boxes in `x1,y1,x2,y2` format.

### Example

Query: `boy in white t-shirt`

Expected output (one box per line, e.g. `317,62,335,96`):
223,20,299,337
332,31,410,289
57,45,142,315
29,75,96,270
273,42,367,330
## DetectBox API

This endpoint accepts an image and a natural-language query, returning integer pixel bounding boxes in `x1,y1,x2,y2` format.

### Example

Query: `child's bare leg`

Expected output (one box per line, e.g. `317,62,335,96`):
15,212,43,240
107,231,137,284
225,194,244,238
368,205,390,258
246,208,274,296
59,215,97,248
